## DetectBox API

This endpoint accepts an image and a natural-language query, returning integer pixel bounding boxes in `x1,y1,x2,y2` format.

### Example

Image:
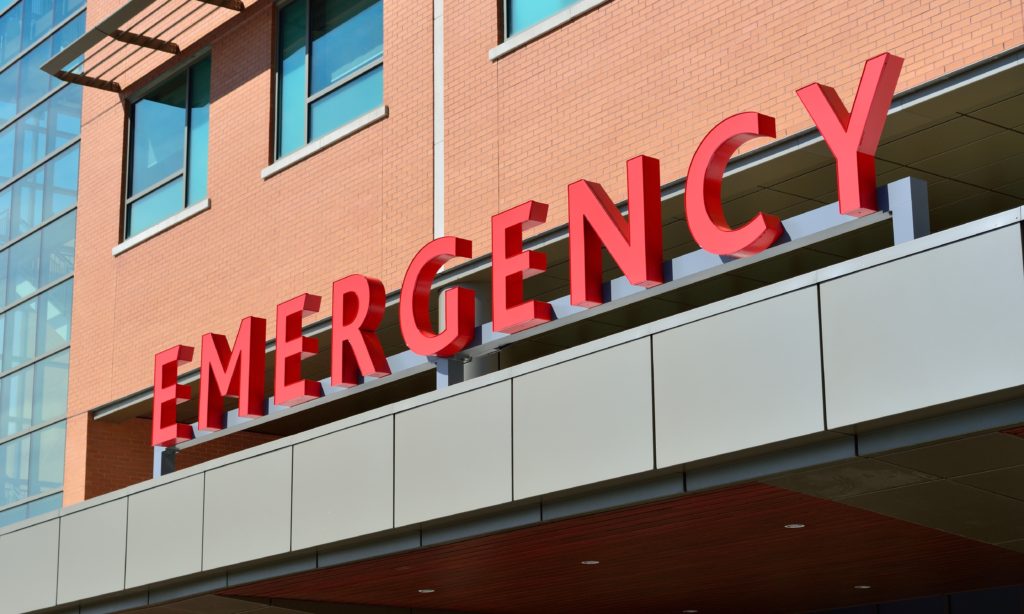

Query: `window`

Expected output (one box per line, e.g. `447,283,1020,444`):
505,0,576,37
124,56,210,239
276,0,383,158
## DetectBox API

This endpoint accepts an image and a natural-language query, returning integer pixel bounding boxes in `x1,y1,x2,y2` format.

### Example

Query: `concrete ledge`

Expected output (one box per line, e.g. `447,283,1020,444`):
112,199,210,257
261,106,388,180
489,0,613,61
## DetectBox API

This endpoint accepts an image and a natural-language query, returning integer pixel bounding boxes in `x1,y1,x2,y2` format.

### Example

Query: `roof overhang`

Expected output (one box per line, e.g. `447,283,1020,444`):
41,0,245,92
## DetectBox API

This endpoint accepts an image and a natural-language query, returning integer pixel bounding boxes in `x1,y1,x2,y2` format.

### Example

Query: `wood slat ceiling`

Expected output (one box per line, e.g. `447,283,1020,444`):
222,483,1024,613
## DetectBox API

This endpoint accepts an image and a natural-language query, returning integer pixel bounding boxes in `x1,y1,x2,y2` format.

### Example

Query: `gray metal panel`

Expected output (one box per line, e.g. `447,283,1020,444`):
653,287,825,468
125,474,205,588
512,339,654,499
394,382,512,526
203,448,292,570
821,226,1024,428
0,519,58,614
57,497,128,603
292,417,394,550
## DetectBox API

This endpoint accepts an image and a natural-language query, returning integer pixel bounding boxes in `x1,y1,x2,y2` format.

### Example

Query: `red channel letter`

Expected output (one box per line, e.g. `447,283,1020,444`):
152,345,194,447
332,274,391,387
568,155,663,307
491,201,552,334
797,52,903,217
399,236,475,357
685,112,782,257
198,316,266,431
275,293,323,406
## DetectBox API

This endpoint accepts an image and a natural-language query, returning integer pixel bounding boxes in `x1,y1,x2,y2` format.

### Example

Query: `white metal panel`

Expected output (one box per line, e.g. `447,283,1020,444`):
292,417,395,549
653,287,825,467
395,382,512,526
513,339,654,499
821,226,1024,428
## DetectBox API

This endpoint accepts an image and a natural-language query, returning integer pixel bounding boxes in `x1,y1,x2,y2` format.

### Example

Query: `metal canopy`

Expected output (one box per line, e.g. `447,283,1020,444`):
40,0,244,92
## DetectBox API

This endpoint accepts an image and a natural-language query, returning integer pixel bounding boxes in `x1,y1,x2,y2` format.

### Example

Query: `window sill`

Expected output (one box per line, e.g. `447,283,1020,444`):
112,199,211,257
489,0,613,61
261,105,389,180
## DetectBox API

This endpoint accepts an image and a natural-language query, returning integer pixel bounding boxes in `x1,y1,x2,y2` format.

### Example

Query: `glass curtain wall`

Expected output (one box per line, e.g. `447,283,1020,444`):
0,0,82,528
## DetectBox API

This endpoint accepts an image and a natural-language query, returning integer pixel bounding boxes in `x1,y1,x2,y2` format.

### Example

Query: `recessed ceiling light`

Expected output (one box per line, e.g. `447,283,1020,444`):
683,610,699,613
784,523,806,529
418,589,435,594
580,560,600,565
854,585,871,590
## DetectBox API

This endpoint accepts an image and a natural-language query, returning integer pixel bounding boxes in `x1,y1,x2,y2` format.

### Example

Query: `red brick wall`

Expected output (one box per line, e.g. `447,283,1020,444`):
65,0,1024,504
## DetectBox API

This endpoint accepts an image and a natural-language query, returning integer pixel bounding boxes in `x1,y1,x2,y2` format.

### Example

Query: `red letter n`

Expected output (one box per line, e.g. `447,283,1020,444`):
569,155,663,308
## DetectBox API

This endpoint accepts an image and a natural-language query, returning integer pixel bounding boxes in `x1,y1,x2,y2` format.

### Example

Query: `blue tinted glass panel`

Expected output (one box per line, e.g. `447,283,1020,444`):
309,0,381,94
2,296,36,370
0,3,22,65
0,85,81,183
11,166,44,236
130,73,186,195
507,0,576,36
22,0,54,46
36,278,70,354
0,186,10,241
186,57,210,205
33,348,66,424
126,175,183,237
0,251,7,300
277,0,306,157
0,433,28,505
6,228,40,303
309,63,381,140
0,499,27,526
0,363,32,437
0,57,17,124
0,144,77,244
46,142,77,216
39,210,73,286
26,490,60,515
28,421,63,496
8,13,85,121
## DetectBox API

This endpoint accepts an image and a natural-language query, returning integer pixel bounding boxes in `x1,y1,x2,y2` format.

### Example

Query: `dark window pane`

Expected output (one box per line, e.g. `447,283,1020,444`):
39,210,73,285
36,278,70,354
28,421,63,496
309,0,382,94
6,228,40,303
130,73,186,195
309,62,381,140
33,348,67,424
506,0,576,36
277,0,307,157
186,57,210,205
126,175,183,237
